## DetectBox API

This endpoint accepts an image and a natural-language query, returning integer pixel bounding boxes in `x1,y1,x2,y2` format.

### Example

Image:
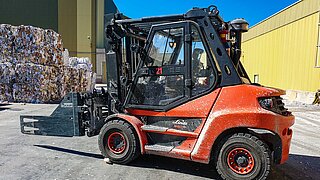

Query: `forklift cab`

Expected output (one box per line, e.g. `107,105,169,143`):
126,21,217,110
105,6,251,114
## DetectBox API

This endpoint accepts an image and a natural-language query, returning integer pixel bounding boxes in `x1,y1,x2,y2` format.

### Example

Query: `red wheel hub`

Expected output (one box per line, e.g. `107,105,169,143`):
107,132,126,154
227,148,255,175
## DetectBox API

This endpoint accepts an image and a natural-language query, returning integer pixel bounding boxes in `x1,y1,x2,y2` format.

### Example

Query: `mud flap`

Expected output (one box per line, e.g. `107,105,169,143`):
20,93,85,137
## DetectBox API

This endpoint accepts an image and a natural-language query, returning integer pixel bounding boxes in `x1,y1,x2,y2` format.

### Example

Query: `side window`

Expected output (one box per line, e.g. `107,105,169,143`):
147,28,184,66
191,25,215,96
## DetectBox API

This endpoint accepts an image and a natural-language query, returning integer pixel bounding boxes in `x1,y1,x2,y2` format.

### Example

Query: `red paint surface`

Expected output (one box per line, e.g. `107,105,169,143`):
191,85,294,164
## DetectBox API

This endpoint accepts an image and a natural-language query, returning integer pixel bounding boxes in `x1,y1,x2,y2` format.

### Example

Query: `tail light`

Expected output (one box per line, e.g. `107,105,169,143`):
219,30,229,43
258,97,292,116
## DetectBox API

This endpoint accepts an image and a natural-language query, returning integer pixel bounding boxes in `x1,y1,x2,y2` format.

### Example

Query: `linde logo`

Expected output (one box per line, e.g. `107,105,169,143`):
172,119,188,126
61,103,73,108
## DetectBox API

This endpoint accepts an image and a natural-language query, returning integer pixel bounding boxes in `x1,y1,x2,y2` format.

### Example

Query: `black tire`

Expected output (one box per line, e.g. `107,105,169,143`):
98,119,140,164
215,133,271,180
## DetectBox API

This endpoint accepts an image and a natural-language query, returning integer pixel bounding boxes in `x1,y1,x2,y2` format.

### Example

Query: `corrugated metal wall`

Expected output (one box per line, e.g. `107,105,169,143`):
242,0,320,92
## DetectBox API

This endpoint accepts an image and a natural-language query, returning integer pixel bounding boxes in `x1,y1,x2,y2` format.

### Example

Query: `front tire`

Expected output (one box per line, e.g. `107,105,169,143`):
98,119,140,164
216,133,271,180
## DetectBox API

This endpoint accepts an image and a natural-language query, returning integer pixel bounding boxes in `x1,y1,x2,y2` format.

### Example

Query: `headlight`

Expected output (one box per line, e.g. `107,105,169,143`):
258,97,292,116
259,98,273,109
230,18,249,32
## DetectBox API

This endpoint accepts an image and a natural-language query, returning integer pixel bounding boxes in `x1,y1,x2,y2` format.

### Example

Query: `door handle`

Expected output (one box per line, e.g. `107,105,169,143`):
185,79,192,88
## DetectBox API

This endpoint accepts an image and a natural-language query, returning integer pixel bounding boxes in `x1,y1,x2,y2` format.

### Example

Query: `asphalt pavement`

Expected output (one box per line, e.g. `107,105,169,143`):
0,102,319,180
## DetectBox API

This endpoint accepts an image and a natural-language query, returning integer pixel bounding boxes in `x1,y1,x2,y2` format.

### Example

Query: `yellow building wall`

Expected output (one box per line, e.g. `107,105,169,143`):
96,0,105,48
58,0,96,72
244,0,320,42
77,0,96,72
58,0,77,56
242,0,320,92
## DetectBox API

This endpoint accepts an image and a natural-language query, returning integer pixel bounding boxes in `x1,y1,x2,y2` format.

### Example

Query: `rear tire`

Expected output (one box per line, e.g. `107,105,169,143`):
98,119,140,164
215,133,271,180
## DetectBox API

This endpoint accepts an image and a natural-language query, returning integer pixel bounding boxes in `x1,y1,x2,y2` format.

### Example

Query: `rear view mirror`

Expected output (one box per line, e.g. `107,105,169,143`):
130,44,143,53
130,44,147,59
169,41,176,48
130,44,151,66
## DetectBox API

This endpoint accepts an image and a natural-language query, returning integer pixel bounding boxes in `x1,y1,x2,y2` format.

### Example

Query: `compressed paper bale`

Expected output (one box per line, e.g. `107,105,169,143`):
0,24,14,63
49,66,62,82
1,24,64,66
13,84,35,103
30,27,45,64
0,53,11,64
26,26,46,65
0,84,13,102
44,29,63,66
33,64,52,85
12,26,31,64
0,63,15,84
42,66,61,102
12,83,51,103
47,82,61,102
79,68,93,92
69,57,92,69
66,57,95,92
62,66,81,94
15,63,61,84
13,63,62,103
12,26,45,64
63,49,70,66
78,63,92,92
15,63,34,83
10,26,63,66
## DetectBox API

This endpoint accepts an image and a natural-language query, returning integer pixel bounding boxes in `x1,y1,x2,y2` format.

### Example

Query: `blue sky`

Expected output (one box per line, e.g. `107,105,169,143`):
114,0,299,26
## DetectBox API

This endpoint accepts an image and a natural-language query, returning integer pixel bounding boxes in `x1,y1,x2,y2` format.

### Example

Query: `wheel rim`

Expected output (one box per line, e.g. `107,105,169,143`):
107,132,127,154
227,147,255,175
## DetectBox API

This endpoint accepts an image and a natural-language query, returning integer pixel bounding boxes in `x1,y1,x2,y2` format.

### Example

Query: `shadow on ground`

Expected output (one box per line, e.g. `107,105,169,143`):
34,145,104,159
270,154,320,180
34,145,320,180
129,155,219,179
34,144,220,179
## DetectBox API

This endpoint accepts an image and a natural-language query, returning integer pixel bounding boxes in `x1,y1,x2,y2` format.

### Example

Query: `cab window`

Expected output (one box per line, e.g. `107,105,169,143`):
191,25,215,96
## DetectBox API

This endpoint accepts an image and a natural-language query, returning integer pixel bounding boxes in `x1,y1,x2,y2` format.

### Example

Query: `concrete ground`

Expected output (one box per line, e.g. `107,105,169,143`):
0,102,319,180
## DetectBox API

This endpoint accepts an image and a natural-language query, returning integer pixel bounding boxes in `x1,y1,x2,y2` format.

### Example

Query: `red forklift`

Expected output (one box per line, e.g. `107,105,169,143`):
20,6,294,180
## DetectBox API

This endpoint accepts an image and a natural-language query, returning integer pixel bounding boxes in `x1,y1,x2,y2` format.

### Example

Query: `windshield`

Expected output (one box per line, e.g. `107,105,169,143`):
146,28,184,67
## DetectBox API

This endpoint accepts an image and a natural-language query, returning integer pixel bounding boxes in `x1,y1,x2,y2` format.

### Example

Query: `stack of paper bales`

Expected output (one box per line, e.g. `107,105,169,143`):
61,57,95,97
0,24,95,103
